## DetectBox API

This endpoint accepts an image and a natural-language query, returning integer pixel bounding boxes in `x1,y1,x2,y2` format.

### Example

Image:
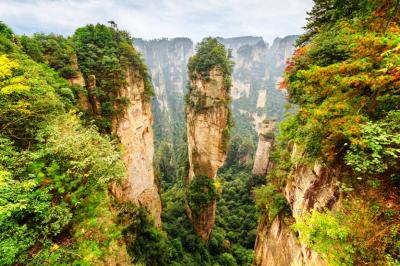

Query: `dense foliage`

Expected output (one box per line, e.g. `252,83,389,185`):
0,23,129,265
273,0,400,264
20,33,77,79
188,37,234,88
72,24,154,132
283,1,400,166
149,135,261,265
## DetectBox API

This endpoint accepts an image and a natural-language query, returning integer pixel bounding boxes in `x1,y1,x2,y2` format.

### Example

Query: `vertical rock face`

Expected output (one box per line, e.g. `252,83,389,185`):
111,66,162,227
135,36,297,144
187,68,229,182
254,145,338,266
254,213,303,266
252,120,276,176
186,68,230,240
67,54,89,110
218,36,297,134
133,38,194,147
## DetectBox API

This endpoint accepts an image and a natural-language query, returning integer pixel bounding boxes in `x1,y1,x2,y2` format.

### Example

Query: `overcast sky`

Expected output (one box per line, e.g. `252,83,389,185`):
0,0,313,44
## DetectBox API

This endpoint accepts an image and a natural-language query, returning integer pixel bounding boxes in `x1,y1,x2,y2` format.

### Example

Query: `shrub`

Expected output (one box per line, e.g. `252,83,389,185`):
187,175,219,216
292,209,354,266
188,37,233,88
345,110,400,179
121,206,171,266
253,184,290,223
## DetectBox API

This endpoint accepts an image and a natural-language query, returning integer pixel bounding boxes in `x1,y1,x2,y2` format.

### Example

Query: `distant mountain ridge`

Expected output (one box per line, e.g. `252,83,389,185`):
133,35,298,147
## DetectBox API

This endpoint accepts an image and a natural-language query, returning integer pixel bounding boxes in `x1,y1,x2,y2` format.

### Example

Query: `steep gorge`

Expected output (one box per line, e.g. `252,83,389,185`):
134,38,193,148
135,35,299,261
135,35,297,144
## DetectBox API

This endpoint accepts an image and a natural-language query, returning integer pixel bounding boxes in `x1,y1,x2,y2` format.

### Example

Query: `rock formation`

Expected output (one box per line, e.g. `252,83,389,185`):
186,68,230,182
73,44,162,226
185,38,232,241
218,35,297,134
254,145,338,265
111,66,162,227
186,68,230,239
252,120,276,176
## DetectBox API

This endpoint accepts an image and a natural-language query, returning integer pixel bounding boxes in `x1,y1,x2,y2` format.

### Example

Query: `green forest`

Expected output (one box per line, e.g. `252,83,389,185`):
0,0,400,265
257,0,400,265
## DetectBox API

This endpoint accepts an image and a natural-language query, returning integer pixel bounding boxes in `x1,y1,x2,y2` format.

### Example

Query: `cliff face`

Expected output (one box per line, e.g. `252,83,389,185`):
111,66,162,227
73,53,162,226
133,38,193,147
252,120,276,176
135,36,296,144
254,145,338,266
186,68,230,240
218,36,296,134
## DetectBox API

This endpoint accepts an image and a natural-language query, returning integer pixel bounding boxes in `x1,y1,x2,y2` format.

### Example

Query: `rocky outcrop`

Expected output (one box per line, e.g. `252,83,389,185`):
111,66,161,227
255,213,303,266
67,54,90,110
186,68,230,240
252,120,276,176
254,145,338,266
74,47,162,226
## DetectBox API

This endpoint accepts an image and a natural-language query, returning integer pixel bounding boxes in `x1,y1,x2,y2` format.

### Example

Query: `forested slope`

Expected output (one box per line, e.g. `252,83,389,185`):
0,22,167,265
0,22,132,265
255,1,400,265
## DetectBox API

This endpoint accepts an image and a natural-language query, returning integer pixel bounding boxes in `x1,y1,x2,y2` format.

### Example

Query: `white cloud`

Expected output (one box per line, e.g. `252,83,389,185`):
0,0,313,44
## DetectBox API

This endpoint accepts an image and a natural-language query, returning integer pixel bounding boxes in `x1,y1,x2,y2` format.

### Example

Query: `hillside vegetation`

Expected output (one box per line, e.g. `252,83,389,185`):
255,0,400,264
0,22,165,265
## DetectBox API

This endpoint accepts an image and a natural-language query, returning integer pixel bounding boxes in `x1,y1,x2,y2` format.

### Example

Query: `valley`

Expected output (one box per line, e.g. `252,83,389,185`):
0,1,399,265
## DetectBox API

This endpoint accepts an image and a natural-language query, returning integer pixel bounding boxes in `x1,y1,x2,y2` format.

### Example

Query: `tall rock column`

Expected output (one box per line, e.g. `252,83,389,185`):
112,66,162,227
252,120,276,176
72,24,162,226
185,38,233,240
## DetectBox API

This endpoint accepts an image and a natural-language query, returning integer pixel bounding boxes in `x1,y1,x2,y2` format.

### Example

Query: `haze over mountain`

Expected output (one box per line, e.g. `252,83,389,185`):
134,35,297,149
